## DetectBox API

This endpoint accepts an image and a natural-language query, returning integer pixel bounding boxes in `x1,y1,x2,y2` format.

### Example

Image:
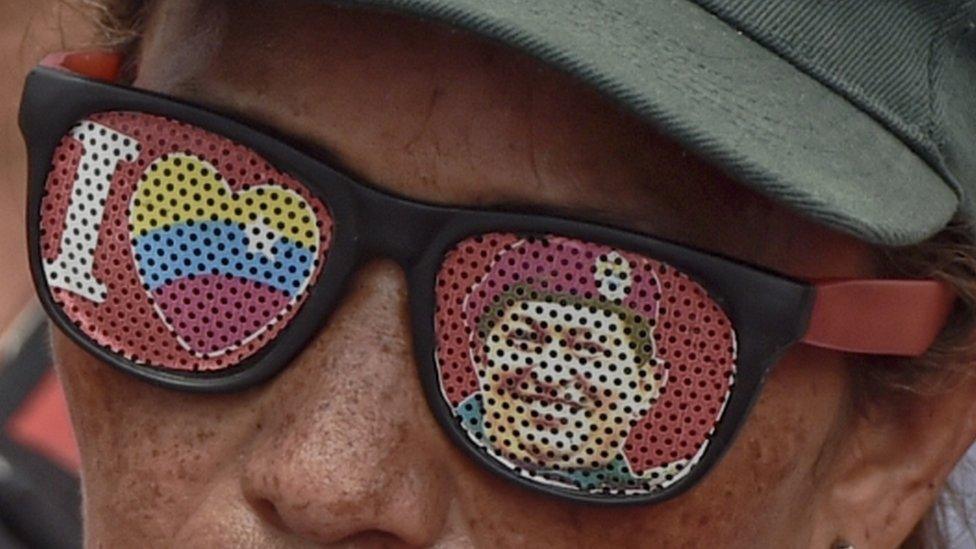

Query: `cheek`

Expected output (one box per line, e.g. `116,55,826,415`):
52,331,258,541
452,344,849,547
649,345,850,542
727,345,850,495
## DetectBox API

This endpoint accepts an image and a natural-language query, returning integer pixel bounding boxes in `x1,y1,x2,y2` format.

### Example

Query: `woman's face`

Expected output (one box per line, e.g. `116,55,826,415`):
480,298,657,467
50,0,976,547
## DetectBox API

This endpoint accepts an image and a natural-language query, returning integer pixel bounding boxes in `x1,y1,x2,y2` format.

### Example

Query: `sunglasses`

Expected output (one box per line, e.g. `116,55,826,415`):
21,51,956,505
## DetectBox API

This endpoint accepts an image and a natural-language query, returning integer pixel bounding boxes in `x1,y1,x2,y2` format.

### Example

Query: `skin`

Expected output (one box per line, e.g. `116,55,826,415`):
50,0,976,547
480,299,656,467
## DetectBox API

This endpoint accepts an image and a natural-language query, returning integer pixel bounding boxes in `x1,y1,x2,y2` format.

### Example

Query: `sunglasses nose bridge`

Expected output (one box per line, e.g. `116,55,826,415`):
357,194,449,266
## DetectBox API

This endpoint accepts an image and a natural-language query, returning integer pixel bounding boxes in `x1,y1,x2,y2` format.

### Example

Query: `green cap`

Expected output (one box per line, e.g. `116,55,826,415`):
326,0,976,246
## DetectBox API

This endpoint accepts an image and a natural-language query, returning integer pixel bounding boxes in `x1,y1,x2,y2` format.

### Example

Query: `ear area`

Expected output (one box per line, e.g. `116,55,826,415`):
811,370,976,548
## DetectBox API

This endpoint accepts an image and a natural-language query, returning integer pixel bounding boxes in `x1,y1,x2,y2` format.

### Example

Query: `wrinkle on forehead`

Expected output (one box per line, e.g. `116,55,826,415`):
139,0,227,92
135,0,875,280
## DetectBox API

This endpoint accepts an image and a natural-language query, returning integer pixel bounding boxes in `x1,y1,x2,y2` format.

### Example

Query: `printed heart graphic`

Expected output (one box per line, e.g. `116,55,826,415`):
130,153,321,357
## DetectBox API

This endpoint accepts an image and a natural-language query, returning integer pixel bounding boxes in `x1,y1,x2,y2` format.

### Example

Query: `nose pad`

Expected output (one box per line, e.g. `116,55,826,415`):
240,260,452,545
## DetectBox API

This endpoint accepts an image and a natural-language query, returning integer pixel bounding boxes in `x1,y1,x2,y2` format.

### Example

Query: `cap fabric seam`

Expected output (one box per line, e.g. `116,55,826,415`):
927,2,976,206
689,0,966,206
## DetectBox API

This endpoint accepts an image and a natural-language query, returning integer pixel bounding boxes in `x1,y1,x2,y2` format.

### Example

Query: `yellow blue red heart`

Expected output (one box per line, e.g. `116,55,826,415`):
130,153,321,357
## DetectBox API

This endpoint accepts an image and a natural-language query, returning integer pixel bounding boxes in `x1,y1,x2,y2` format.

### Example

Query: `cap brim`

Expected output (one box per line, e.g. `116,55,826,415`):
326,0,958,246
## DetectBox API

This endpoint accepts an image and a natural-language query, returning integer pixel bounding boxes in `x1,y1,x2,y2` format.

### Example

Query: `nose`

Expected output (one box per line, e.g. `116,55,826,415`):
240,260,453,546
534,340,580,386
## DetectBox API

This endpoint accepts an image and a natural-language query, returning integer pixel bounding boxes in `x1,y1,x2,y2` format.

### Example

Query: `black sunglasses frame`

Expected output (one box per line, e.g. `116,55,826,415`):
20,65,815,505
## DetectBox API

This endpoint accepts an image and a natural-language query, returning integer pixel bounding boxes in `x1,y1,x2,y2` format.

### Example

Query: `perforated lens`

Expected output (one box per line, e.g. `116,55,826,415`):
38,112,332,372
435,234,737,496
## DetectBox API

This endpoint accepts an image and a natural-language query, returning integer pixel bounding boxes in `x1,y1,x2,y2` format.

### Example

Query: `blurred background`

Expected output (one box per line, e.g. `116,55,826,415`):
0,1,973,548
0,1,87,547
2,0,89,324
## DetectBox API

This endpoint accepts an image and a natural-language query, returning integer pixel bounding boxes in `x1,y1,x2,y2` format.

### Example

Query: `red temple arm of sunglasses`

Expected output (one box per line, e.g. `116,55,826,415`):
40,52,958,358
803,279,956,357
40,51,123,82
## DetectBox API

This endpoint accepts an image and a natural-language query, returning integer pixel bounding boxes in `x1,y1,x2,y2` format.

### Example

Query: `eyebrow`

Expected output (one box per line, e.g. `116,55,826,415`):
151,77,636,234
488,199,637,234
159,76,352,168
157,69,771,270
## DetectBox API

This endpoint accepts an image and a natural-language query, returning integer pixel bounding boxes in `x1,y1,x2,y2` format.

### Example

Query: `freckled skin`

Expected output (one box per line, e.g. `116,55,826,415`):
49,1,976,547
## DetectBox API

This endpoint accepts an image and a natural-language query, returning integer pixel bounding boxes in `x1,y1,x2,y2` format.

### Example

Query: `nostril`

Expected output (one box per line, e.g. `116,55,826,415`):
245,493,424,547
247,495,288,532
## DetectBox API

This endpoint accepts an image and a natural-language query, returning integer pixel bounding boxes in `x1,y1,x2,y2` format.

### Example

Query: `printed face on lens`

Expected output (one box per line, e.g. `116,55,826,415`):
479,291,663,468
435,234,739,495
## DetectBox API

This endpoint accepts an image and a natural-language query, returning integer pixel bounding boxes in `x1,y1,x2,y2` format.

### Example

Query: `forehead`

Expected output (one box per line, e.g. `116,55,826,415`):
138,0,876,280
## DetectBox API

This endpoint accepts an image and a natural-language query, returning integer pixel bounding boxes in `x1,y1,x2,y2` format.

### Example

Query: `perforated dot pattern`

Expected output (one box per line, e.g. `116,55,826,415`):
435,234,737,495
39,112,332,371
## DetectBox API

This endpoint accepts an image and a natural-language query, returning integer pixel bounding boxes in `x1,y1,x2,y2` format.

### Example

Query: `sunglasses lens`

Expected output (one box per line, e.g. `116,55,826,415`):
434,234,737,497
38,112,333,372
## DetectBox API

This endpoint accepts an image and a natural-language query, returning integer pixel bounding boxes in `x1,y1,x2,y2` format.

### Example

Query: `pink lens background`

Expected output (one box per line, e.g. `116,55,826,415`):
39,111,333,371
435,234,736,476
